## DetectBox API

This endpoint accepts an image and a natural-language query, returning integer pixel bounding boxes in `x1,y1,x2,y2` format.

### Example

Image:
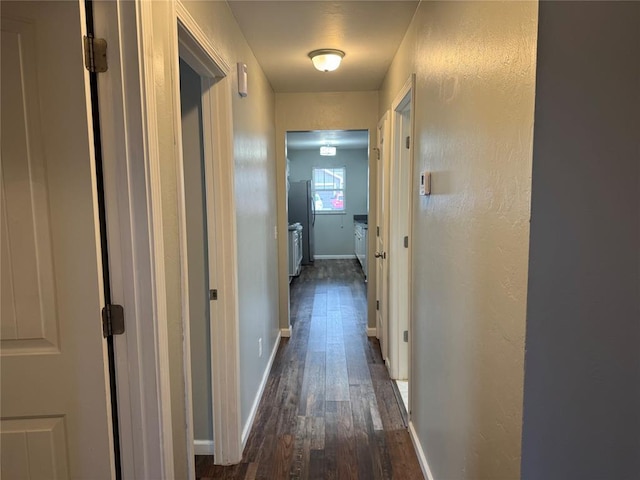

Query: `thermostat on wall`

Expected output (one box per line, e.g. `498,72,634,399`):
419,171,431,196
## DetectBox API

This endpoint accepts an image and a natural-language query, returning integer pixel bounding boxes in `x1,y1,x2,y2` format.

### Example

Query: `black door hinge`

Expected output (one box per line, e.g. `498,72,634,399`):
403,330,409,342
210,289,218,300
404,236,409,248
102,304,125,338
405,136,411,149
84,35,108,73
376,300,380,310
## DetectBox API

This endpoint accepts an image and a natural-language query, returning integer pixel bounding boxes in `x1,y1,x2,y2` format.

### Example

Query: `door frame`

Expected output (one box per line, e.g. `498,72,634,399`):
94,0,242,476
93,1,175,477
376,111,391,360
387,75,415,390
174,1,243,468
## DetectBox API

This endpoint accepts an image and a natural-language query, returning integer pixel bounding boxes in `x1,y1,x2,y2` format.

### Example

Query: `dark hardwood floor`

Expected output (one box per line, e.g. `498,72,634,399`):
195,259,423,479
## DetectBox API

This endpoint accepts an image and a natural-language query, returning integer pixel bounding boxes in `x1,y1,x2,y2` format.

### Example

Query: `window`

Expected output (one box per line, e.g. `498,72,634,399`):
313,167,345,213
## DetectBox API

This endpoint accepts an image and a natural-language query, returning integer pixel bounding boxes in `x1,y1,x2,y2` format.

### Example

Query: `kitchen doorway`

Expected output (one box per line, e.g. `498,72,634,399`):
286,130,370,328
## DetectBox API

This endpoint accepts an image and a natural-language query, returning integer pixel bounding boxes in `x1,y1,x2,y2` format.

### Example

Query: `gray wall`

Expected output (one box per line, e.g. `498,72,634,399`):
179,60,213,442
379,2,538,477
521,2,640,478
288,147,369,257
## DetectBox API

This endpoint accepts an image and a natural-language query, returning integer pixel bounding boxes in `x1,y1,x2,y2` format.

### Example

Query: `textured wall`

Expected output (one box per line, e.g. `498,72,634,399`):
288,148,369,257
379,2,538,478
275,92,379,329
522,2,640,478
143,1,278,474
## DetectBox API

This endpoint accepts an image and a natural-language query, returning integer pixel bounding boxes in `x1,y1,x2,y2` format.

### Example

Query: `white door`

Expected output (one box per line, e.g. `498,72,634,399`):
1,2,115,478
376,112,391,361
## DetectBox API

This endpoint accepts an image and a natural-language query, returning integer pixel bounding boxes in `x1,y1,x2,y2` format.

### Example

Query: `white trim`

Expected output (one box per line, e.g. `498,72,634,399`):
175,1,231,74
95,1,176,477
375,111,391,362
242,332,282,447
280,328,292,338
94,0,182,476
313,254,356,260
408,421,434,480
193,440,215,456
171,2,196,477
203,74,243,466
175,2,243,466
387,74,415,383
366,327,378,337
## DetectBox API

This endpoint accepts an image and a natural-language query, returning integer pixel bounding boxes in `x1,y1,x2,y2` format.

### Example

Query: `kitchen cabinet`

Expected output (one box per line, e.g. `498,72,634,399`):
354,222,368,280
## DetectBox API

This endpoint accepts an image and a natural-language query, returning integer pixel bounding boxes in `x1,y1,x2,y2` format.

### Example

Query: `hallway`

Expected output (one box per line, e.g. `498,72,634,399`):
196,260,423,479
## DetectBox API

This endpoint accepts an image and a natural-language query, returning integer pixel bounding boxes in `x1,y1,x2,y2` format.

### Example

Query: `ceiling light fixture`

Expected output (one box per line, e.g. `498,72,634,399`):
308,49,345,72
320,145,336,156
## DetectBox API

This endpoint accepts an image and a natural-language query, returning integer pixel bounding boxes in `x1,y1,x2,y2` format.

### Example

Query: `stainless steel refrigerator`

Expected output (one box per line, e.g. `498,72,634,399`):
288,180,315,265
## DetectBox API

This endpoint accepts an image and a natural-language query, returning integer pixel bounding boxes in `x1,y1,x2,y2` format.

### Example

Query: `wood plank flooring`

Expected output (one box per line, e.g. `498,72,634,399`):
195,259,423,479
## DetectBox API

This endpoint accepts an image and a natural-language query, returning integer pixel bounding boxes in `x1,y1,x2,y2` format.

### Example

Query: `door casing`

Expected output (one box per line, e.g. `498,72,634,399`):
387,75,415,399
376,112,391,361
175,1,243,468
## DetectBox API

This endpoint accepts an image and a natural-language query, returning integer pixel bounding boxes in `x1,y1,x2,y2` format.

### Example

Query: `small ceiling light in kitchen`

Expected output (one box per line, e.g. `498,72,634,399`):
320,145,337,156
308,49,345,72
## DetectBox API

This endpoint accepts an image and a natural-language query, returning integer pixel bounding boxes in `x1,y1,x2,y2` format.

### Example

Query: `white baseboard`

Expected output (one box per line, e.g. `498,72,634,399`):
313,254,356,260
280,327,291,338
241,331,281,447
193,439,214,456
408,421,434,480
366,327,378,337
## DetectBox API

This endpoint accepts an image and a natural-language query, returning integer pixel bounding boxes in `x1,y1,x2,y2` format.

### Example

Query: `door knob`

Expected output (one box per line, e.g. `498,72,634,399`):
374,251,385,258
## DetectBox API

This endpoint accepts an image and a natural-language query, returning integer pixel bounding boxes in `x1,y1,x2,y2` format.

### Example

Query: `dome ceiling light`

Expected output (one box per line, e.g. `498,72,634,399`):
308,49,345,72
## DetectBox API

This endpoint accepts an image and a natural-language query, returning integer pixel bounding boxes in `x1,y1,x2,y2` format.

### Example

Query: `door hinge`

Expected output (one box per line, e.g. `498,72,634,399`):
377,226,380,237
403,330,409,342
209,289,218,300
102,304,125,338
405,136,411,149
375,147,381,160
376,300,380,310
83,35,108,73
404,236,409,248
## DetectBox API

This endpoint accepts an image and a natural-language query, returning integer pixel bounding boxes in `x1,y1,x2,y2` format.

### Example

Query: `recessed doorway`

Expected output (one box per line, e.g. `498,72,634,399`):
286,130,370,329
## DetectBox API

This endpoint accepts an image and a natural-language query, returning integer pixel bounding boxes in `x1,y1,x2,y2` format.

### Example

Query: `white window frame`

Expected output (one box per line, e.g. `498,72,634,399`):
312,166,346,214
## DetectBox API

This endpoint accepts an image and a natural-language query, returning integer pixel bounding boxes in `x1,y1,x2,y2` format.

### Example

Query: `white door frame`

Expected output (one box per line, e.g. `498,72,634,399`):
175,1,243,468
376,111,391,361
94,0,242,477
93,1,175,477
388,75,415,387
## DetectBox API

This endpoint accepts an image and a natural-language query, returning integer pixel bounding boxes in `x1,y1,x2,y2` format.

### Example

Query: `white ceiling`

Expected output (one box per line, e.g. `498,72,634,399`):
287,130,369,150
227,1,420,93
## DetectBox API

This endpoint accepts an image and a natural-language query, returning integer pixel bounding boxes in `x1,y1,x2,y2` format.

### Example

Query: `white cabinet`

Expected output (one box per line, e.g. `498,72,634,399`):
288,223,303,278
354,222,368,280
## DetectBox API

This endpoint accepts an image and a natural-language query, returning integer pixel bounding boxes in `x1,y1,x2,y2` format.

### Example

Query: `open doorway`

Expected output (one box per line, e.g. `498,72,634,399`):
285,130,370,328
386,76,415,422
179,59,214,462
174,8,244,471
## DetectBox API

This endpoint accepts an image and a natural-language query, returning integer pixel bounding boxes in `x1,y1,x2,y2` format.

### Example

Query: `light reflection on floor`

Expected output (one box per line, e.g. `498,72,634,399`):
396,379,409,411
